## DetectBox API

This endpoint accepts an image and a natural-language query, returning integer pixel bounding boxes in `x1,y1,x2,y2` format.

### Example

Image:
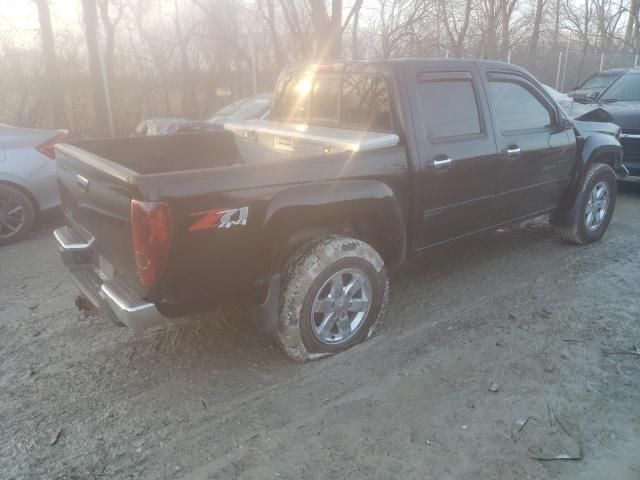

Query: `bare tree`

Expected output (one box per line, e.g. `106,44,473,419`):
256,0,286,67
372,0,431,59
564,0,593,52
440,0,473,56
34,0,67,128
481,0,499,58
625,0,639,49
96,0,125,97
499,0,519,58
174,0,196,116
349,0,365,59
308,0,341,58
81,0,111,135
528,0,550,69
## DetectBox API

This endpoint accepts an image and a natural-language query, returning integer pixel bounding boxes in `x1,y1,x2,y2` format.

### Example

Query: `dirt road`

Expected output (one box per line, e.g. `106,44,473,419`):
1,186,640,480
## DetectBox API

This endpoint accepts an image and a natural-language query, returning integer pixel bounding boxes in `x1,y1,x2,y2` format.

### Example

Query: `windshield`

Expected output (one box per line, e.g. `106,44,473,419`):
600,73,640,102
579,72,620,90
211,99,245,117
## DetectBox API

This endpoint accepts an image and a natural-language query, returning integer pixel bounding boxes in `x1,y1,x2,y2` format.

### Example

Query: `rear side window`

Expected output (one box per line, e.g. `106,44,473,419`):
417,76,481,139
341,74,392,131
271,71,393,131
489,80,552,132
271,75,311,122
310,76,341,123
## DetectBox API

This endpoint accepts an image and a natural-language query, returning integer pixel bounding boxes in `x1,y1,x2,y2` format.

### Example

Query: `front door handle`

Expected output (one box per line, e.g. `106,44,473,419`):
76,174,89,192
503,145,522,158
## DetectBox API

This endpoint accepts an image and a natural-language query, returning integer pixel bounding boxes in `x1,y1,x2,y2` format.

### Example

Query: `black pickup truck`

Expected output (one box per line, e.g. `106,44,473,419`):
54,59,626,361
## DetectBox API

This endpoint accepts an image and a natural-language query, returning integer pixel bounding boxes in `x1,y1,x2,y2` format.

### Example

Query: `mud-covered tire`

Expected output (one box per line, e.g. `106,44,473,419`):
276,235,389,362
0,184,36,246
555,162,617,245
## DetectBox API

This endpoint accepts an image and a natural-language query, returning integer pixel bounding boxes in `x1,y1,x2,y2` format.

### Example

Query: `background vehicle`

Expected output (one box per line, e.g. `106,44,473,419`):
53,59,624,361
567,68,627,103
133,93,272,136
0,125,66,245
565,70,640,176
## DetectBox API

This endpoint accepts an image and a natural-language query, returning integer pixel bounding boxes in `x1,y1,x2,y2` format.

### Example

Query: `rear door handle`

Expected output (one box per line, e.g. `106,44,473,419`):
433,157,452,168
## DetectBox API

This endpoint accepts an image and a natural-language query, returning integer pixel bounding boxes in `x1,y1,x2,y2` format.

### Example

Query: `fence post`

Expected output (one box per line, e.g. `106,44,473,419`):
555,52,563,90
251,39,257,95
560,39,569,92
599,52,605,71
635,54,638,68
96,31,115,138
445,49,449,58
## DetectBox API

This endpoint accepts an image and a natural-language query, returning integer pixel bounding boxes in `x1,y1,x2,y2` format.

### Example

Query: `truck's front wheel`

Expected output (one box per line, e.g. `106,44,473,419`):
276,236,389,362
555,162,617,245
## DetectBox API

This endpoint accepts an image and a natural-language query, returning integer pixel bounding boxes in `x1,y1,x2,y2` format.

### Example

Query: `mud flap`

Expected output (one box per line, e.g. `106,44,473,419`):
251,274,281,335
550,200,580,229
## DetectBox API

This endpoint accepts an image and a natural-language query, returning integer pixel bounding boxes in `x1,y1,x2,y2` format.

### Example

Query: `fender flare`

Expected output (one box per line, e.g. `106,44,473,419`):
551,133,624,227
262,179,407,271
580,133,625,174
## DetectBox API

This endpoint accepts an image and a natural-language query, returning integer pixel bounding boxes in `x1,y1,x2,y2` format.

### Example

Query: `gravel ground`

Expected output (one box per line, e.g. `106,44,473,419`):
1,186,640,480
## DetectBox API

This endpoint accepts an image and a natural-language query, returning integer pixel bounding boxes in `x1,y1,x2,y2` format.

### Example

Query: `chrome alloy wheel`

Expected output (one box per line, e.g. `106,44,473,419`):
310,268,372,345
0,192,25,240
584,181,609,231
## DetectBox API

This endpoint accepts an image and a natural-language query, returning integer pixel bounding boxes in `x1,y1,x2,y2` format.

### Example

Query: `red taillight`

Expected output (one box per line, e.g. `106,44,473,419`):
131,200,173,287
37,131,68,159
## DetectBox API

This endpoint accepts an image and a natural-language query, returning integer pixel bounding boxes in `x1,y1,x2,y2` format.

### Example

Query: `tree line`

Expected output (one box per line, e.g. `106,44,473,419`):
1,0,638,137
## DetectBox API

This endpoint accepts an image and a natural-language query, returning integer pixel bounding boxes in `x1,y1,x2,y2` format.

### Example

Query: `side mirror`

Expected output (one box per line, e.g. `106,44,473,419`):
552,118,573,132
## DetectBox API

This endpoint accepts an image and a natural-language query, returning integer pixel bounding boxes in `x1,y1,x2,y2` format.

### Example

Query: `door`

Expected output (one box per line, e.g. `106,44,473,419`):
485,72,576,223
411,69,499,248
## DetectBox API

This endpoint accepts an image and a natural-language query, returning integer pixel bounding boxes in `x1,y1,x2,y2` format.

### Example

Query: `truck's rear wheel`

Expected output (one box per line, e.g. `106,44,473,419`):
555,162,617,245
276,235,389,362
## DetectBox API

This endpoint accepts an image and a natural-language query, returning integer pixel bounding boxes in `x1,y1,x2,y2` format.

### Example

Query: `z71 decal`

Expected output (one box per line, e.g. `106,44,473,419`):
188,207,249,232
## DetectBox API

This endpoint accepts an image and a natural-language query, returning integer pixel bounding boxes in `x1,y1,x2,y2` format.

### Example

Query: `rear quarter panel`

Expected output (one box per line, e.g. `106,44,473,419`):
139,145,410,313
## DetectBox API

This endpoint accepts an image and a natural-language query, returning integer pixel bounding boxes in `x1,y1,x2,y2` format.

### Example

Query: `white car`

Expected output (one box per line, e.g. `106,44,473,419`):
0,124,67,245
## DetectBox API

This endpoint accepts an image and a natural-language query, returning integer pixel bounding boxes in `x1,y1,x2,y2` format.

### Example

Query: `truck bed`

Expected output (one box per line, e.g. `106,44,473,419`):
67,131,241,175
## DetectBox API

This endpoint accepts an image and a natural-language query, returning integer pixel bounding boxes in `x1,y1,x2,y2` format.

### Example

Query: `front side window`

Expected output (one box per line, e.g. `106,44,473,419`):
418,78,481,139
489,81,552,132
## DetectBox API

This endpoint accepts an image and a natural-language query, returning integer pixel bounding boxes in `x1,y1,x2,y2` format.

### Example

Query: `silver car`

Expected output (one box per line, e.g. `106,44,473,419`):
0,124,67,245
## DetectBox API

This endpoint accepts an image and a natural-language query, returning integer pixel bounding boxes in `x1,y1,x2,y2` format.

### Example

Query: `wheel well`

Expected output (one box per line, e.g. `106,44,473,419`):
275,214,393,273
0,181,39,215
593,152,617,168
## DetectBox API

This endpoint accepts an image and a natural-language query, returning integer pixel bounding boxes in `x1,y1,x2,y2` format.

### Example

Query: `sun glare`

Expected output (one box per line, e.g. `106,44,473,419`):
295,78,312,97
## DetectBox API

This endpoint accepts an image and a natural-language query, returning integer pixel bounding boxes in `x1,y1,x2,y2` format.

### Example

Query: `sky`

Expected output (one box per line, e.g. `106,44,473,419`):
0,0,80,33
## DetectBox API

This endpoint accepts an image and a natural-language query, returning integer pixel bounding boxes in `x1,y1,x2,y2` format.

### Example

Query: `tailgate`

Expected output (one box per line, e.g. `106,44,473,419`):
55,143,137,278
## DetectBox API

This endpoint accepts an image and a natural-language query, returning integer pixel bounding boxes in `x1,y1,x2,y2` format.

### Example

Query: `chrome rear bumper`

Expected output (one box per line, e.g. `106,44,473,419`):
53,226,164,335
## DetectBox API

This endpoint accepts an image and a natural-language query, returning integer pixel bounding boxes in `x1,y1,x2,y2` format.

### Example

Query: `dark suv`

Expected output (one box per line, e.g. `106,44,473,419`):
569,69,640,175
568,68,628,103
